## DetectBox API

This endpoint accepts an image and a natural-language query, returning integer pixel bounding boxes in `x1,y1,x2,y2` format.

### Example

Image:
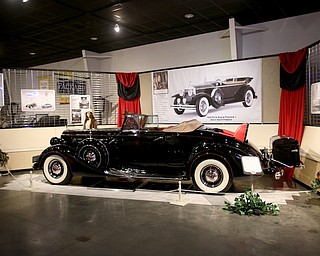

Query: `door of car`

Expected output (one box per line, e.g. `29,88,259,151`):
162,132,195,172
115,129,168,172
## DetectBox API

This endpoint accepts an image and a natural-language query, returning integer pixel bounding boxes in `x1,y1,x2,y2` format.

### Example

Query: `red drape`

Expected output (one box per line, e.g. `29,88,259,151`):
277,48,306,181
116,73,141,127
278,48,306,144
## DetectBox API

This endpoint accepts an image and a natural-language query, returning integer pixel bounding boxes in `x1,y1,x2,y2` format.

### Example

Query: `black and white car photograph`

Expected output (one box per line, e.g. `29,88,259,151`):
171,76,257,117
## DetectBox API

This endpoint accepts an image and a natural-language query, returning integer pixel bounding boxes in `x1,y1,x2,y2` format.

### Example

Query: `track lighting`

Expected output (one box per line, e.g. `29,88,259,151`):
114,24,120,33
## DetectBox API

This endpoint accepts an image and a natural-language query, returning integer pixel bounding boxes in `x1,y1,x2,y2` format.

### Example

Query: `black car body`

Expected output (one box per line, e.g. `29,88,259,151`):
171,77,257,117
32,114,300,193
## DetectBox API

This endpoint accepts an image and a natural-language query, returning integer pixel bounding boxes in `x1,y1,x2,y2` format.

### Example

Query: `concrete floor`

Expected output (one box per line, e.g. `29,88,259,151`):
0,170,319,256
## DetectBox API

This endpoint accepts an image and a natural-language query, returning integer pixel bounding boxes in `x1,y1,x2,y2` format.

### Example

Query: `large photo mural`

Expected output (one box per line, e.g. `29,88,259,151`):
152,58,262,123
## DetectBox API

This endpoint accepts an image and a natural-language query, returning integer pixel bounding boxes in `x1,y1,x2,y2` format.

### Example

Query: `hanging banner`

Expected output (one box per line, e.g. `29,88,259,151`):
152,58,262,123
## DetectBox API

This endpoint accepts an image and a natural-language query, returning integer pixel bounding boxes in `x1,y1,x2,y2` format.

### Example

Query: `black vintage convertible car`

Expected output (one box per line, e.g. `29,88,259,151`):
32,114,301,193
171,77,257,117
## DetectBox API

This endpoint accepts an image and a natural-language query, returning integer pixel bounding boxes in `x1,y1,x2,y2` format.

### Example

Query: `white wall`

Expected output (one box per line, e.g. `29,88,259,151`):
242,12,320,58
35,12,320,73
100,12,320,72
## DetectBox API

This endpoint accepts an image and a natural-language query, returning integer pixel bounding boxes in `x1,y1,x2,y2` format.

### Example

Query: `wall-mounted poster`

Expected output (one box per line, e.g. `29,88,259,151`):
0,73,4,107
70,95,90,124
152,58,262,123
311,82,320,114
57,78,86,94
21,90,55,111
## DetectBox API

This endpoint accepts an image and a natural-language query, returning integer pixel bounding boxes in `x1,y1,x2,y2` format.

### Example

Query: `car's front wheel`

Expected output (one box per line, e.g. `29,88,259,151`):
192,159,233,193
43,155,72,185
196,97,209,117
173,97,185,115
242,89,254,107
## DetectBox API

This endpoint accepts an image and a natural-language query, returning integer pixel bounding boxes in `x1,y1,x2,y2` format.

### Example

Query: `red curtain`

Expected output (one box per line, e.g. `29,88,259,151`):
277,48,306,181
278,48,307,144
116,73,141,127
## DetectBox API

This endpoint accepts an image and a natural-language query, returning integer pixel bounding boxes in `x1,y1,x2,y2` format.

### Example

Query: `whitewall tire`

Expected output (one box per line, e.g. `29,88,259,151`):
43,155,72,185
193,159,232,193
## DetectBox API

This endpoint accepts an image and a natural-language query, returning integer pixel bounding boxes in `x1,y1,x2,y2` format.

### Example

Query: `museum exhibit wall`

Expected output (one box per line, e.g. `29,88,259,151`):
1,12,319,171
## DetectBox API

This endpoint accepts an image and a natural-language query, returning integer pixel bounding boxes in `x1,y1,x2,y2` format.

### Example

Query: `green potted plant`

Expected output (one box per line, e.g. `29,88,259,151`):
0,148,9,168
223,189,280,216
311,171,320,193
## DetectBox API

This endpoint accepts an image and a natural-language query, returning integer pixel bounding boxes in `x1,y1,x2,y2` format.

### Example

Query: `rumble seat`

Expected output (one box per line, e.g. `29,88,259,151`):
234,123,249,142
218,123,249,143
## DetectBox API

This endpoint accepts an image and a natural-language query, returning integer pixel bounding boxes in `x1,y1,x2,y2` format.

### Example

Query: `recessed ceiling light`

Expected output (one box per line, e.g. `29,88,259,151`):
114,24,120,33
23,0,29,3
184,13,194,19
90,37,98,41
29,52,36,56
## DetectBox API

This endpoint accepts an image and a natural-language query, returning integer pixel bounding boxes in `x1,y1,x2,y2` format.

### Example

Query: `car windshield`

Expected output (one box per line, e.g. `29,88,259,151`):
122,114,159,131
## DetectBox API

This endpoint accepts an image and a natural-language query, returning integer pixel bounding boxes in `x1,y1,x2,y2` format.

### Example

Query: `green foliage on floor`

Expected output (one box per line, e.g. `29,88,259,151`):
223,189,280,216
0,148,9,167
310,172,320,193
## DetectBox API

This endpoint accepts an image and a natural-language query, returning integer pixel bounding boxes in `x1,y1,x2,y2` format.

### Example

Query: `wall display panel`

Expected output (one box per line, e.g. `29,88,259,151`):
311,82,320,114
21,90,55,112
152,58,262,123
69,95,90,124
305,41,320,126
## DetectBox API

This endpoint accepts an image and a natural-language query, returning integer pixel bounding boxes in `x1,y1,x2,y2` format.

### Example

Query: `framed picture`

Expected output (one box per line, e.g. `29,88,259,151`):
311,82,320,114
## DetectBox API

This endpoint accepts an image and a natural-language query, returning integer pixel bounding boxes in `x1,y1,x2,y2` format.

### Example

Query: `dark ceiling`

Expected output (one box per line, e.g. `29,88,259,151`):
1,0,320,69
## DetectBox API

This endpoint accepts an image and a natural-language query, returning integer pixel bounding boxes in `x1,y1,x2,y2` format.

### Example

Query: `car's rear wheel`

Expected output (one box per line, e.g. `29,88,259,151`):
196,97,209,117
173,97,185,115
242,89,254,107
192,159,233,192
43,155,72,185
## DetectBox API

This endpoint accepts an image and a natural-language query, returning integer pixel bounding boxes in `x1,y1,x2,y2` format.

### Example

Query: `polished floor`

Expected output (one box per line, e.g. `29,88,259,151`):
0,170,319,256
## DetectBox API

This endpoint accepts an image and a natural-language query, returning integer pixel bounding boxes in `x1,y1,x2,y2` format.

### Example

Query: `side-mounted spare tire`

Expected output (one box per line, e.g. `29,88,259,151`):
76,138,109,172
192,158,233,193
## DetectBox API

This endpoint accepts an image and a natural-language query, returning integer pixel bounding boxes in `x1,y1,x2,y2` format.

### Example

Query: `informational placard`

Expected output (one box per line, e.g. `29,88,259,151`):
70,95,90,124
21,89,55,111
311,82,320,114
152,58,262,123
0,73,4,107
241,156,263,175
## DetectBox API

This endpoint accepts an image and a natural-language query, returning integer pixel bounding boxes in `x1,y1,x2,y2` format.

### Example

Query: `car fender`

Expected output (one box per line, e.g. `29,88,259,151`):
191,92,213,105
187,142,244,179
36,144,99,175
36,144,76,170
236,85,257,100
171,93,181,98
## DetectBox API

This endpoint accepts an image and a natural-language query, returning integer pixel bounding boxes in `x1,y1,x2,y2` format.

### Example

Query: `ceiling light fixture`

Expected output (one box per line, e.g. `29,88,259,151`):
90,37,98,41
23,0,29,3
184,13,194,19
114,24,120,32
